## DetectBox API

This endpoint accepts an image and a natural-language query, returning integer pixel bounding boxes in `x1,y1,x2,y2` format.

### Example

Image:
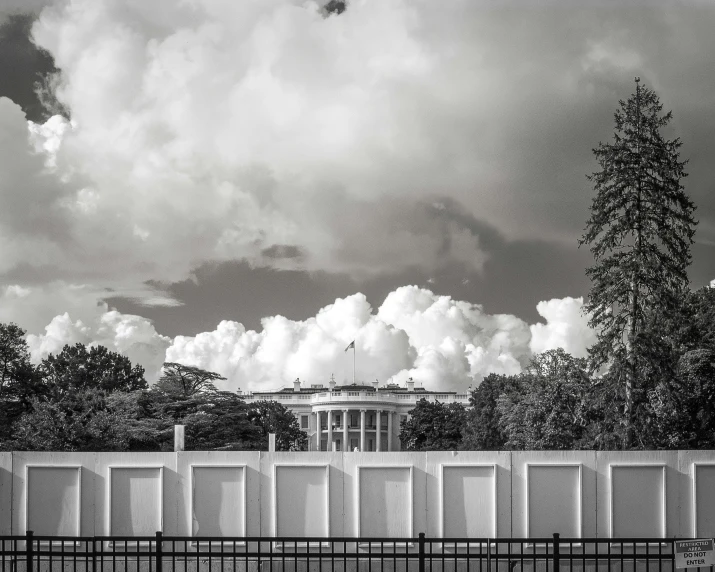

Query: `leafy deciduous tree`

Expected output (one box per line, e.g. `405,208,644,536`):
497,350,594,450
462,373,521,450
40,343,147,398
399,399,466,451
247,400,307,451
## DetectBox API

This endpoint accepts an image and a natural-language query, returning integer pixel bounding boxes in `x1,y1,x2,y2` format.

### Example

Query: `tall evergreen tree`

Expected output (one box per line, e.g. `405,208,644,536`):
579,78,696,447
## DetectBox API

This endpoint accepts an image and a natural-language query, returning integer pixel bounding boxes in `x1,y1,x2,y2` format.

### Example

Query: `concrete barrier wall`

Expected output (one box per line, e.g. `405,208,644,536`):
2,450,713,539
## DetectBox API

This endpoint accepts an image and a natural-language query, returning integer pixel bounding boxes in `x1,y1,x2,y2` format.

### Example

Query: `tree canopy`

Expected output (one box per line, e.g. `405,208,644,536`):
399,399,466,451
39,343,147,397
154,362,224,397
0,344,304,452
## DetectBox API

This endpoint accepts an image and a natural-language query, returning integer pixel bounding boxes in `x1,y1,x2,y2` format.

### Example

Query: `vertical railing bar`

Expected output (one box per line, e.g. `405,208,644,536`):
26,531,34,572
553,533,560,572
418,533,425,572
487,538,492,572
156,531,163,572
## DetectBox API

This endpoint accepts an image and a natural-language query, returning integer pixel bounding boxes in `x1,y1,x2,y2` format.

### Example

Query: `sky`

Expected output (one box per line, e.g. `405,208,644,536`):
1,0,714,393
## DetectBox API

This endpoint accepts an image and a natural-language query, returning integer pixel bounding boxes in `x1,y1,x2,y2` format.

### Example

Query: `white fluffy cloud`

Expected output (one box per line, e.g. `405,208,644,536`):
6,284,595,391
0,283,170,381
26,310,170,381
164,287,592,393
529,296,597,359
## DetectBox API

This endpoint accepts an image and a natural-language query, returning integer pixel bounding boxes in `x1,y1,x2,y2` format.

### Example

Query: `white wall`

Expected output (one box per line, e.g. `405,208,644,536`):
3,450,714,539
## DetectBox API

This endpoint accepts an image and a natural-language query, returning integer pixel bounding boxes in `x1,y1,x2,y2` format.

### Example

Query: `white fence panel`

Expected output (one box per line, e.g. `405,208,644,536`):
6,450,715,538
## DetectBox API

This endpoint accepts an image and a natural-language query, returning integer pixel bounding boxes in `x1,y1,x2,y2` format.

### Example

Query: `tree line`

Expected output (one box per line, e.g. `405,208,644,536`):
400,80,714,451
0,325,306,451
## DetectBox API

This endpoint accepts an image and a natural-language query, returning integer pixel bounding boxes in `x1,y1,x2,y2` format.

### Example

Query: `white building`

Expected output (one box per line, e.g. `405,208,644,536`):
241,378,471,451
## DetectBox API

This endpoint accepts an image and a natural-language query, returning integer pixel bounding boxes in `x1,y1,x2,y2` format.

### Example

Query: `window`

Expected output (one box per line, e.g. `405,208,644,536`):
350,438,358,451
301,415,309,429
335,413,341,426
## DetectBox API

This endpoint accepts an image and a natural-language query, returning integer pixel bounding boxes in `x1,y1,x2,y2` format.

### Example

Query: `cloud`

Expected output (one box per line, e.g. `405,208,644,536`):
164,286,587,393
7,0,709,297
0,282,170,380
26,310,170,381
529,296,596,359
4,283,596,391
11,0,497,292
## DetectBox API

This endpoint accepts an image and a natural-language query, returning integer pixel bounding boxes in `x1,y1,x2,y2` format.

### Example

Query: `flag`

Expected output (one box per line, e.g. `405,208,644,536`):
344,340,355,352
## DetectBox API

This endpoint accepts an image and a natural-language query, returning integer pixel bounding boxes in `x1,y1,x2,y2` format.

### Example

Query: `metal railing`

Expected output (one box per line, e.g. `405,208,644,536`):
0,532,707,572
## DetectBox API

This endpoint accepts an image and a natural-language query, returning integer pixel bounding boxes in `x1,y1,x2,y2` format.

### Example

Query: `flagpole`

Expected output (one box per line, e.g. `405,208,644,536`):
353,344,356,385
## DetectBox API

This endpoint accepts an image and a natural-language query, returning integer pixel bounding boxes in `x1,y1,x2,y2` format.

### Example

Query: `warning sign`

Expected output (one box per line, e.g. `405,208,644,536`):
675,539,715,569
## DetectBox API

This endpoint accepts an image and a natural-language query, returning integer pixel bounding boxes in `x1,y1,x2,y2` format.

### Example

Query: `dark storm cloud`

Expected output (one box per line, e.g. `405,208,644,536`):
107,200,593,336
261,244,306,261
0,12,56,122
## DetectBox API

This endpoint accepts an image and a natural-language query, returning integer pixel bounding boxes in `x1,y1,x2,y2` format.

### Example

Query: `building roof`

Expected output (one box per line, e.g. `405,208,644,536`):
251,381,459,396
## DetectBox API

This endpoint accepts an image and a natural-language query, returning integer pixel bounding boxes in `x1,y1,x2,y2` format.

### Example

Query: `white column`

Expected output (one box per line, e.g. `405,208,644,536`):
387,411,393,451
343,408,349,451
360,409,366,451
376,410,382,452
316,411,322,451
327,410,333,451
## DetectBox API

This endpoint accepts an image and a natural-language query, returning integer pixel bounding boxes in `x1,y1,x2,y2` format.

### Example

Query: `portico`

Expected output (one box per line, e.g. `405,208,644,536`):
242,378,471,452
314,406,395,451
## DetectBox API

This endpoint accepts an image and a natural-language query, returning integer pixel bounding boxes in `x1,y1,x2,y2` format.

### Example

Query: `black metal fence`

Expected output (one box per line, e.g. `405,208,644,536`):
0,532,708,572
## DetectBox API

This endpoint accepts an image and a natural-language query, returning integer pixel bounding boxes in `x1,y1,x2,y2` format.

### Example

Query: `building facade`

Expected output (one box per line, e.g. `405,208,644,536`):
241,378,471,451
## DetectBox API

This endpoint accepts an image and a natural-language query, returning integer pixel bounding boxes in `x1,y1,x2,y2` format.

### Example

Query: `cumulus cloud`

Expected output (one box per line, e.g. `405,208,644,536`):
26,310,170,381
0,282,170,380
164,286,590,393
529,296,596,359
5,284,596,391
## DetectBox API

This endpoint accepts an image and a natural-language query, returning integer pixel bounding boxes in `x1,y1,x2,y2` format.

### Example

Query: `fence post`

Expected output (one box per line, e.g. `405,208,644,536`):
552,533,560,572
156,531,163,572
91,537,97,572
487,538,492,572
418,532,425,572
25,531,33,572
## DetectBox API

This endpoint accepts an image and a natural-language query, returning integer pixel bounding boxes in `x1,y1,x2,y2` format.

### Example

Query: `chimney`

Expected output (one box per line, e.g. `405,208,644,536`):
372,379,379,390
407,377,415,392
293,378,301,392
329,373,336,391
